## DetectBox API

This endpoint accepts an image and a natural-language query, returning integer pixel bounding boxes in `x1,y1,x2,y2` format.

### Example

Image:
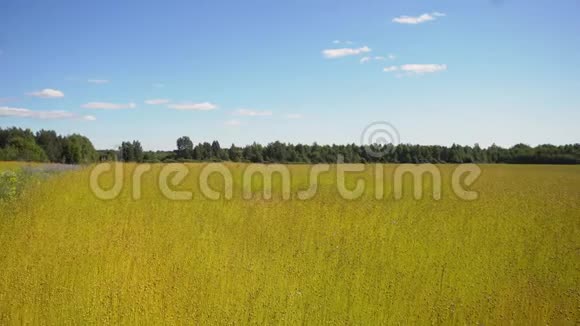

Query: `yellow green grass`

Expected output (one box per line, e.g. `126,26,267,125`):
0,163,578,324
0,161,41,171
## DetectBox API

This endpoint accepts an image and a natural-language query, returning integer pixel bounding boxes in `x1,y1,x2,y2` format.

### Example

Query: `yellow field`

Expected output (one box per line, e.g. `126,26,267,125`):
0,161,41,171
0,163,578,324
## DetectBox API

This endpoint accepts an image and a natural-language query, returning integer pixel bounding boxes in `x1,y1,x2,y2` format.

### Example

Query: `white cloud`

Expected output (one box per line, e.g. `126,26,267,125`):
153,83,164,88
388,54,396,60
285,113,303,119
332,40,353,45
224,119,241,126
235,108,272,116
82,102,136,110
167,102,217,111
383,64,447,75
322,46,371,59
360,55,391,64
392,12,446,24
28,88,64,98
144,99,171,105
401,64,447,74
88,79,109,84
0,106,95,121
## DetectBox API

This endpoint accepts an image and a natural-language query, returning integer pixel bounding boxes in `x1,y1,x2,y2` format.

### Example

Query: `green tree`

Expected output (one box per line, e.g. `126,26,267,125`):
176,136,194,159
211,141,222,160
120,142,135,162
228,144,241,162
62,134,96,164
35,130,63,162
132,140,144,162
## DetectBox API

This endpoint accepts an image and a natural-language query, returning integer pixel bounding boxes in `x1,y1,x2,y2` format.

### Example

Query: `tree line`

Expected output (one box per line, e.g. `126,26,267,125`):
1,127,579,165
120,135,580,165
0,127,96,164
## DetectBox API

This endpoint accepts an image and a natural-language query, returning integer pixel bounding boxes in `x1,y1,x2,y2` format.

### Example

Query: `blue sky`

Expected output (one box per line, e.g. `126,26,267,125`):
1,0,579,150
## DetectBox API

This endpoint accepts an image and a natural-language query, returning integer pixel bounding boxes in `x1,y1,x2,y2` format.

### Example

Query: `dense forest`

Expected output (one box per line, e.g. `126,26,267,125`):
1,127,579,165
0,127,96,164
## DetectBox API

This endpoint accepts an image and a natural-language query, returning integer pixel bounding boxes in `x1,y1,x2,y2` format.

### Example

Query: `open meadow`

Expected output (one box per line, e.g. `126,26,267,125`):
2,1,580,324
0,162,579,324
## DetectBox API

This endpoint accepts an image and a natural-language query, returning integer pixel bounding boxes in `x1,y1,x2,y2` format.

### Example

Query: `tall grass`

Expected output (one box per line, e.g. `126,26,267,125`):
0,163,578,324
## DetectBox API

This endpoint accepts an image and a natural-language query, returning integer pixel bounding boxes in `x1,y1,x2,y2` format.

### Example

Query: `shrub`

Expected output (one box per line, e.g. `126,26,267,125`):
0,171,19,202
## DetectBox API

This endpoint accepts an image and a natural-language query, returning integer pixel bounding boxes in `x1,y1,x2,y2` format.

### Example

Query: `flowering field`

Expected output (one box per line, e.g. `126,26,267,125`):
0,163,578,324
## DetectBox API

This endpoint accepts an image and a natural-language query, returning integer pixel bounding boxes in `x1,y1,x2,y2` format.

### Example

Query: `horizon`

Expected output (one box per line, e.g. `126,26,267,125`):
1,0,579,150
3,125,580,153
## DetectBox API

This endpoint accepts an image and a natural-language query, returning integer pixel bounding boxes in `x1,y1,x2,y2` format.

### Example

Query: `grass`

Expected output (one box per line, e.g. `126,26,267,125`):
0,161,41,171
0,163,578,324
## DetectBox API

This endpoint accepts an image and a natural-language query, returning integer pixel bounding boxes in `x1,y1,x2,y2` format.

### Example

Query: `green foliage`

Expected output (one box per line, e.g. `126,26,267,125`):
0,164,80,203
163,138,580,165
119,141,144,162
1,126,579,165
228,144,242,162
62,134,97,164
0,171,19,202
97,150,118,162
176,136,194,159
0,127,97,164
133,141,144,162
0,128,48,162
35,130,63,162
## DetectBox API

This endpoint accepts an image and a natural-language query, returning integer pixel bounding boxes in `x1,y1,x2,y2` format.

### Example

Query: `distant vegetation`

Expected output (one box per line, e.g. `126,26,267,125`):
0,128,96,164
0,163,79,202
1,127,579,164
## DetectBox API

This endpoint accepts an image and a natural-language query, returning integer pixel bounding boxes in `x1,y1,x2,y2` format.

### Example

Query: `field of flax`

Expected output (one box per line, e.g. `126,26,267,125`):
0,162,578,324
